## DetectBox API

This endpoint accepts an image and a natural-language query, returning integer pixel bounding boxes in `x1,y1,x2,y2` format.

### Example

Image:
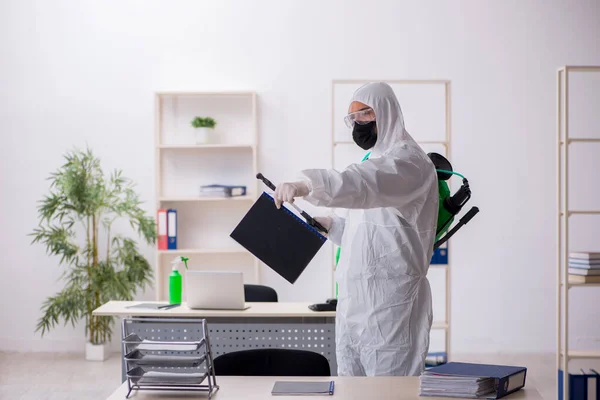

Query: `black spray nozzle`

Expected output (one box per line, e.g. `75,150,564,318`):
443,179,471,215
256,173,276,191
460,206,479,225
256,172,328,234
434,206,479,250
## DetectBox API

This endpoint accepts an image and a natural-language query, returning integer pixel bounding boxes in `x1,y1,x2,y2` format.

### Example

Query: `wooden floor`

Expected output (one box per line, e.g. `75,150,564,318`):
0,352,555,399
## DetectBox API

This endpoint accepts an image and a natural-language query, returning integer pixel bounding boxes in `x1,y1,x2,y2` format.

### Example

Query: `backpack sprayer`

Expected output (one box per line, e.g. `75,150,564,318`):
428,152,479,250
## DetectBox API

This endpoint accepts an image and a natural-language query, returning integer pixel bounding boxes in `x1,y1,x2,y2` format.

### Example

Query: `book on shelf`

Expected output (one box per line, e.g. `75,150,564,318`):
568,268,600,276
156,208,177,250
200,184,247,197
569,251,600,261
569,274,600,284
559,369,600,400
568,259,600,268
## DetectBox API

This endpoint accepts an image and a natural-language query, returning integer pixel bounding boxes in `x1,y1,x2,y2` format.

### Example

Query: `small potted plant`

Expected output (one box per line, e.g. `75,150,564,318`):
191,116,217,144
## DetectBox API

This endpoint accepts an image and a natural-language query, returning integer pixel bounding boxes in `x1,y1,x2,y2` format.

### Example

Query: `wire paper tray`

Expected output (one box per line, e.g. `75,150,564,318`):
123,333,204,352
121,318,219,399
127,366,208,386
124,349,207,368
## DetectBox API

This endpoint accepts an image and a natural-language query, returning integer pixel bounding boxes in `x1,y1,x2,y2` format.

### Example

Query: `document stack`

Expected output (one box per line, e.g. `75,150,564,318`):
568,252,600,284
419,362,526,399
122,318,219,399
200,184,247,197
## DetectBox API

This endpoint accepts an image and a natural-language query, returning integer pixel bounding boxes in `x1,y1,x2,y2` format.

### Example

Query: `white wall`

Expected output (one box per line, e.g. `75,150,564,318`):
1,0,600,354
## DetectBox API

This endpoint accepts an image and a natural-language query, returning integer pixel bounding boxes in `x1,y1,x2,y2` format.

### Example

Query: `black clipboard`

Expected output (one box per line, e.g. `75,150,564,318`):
230,192,327,284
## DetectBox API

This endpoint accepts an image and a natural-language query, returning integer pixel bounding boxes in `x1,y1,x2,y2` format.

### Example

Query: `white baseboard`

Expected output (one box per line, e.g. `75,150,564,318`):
0,337,121,353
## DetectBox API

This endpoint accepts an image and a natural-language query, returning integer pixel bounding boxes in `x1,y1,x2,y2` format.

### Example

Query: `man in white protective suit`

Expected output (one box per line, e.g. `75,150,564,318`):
274,82,439,376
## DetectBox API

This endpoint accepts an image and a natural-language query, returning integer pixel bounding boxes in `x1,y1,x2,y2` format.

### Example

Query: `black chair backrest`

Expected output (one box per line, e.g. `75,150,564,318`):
213,348,330,376
244,284,278,302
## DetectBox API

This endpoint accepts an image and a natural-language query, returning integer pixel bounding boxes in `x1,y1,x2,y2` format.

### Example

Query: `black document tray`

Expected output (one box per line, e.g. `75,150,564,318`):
230,192,327,284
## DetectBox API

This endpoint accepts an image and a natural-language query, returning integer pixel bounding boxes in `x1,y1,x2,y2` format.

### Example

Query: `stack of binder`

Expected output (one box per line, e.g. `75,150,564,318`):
569,252,600,284
558,369,600,400
157,209,177,250
200,184,247,197
419,362,527,399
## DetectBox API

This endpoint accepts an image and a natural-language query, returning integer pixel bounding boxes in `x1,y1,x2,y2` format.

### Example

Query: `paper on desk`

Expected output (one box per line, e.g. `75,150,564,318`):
139,370,207,385
137,339,198,352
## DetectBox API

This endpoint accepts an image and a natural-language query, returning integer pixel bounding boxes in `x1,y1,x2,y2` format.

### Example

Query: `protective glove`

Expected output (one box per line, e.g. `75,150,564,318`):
313,216,333,232
274,181,310,209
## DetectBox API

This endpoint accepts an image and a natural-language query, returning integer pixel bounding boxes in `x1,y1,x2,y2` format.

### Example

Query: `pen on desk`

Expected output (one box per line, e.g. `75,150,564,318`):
329,380,334,395
158,304,180,310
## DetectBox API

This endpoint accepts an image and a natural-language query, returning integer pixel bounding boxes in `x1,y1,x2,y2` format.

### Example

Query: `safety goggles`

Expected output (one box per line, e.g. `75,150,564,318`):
344,108,376,129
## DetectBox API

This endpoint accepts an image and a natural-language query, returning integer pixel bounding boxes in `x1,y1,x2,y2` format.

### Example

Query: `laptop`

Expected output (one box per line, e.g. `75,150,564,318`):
186,271,251,310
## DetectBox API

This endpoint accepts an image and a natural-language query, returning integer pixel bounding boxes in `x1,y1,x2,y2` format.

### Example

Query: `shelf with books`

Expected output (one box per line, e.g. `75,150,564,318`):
155,91,259,301
556,65,600,400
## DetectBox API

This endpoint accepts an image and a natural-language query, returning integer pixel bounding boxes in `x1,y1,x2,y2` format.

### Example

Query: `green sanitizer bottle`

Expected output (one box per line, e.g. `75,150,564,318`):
169,256,189,305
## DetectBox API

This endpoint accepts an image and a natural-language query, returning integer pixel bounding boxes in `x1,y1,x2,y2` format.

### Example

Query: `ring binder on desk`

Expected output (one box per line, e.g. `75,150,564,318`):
230,192,327,284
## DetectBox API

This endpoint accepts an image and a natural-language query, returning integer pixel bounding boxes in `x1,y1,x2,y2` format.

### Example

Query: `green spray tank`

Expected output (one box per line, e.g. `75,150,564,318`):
334,152,479,297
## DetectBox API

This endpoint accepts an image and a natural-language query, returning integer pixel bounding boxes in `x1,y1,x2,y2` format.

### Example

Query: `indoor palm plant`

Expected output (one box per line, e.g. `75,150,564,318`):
31,147,156,360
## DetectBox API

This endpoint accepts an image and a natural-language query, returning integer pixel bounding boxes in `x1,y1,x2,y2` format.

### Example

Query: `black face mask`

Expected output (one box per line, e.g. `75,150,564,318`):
352,121,377,150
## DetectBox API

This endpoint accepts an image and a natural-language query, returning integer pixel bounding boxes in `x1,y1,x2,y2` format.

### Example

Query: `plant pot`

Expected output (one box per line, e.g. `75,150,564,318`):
194,127,212,144
86,342,109,361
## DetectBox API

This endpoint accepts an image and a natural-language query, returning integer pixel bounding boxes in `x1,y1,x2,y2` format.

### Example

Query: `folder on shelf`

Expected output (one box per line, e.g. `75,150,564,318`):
157,209,168,250
431,246,448,264
569,274,600,284
200,184,247,197
420,362,527,399
230,192,327,284
167,209,177,250
559,369,599,400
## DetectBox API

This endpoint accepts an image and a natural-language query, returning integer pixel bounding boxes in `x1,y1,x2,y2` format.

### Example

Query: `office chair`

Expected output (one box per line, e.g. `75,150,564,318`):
244,284,278,302
213,348,331,376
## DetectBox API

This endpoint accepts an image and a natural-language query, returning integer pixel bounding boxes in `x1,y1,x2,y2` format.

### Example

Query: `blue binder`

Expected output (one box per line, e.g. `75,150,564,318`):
559,369,600,400
430,247,448,264
167,209,177,250
425,362,527,399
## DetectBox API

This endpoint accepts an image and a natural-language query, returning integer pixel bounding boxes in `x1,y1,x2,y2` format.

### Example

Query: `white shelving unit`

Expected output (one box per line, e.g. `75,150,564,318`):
331,79,452,361
154,91,259,301
557,66,600,399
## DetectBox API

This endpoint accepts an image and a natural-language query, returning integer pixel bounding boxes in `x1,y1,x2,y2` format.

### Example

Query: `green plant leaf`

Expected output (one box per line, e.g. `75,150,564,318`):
31,147,156,344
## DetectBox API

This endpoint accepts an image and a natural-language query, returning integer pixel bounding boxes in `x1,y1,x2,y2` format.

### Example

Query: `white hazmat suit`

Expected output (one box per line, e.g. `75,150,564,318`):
301,82,439,376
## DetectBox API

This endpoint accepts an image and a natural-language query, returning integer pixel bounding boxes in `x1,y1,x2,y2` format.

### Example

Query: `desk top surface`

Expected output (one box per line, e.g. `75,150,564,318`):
93,301,335,318
107,376,542,400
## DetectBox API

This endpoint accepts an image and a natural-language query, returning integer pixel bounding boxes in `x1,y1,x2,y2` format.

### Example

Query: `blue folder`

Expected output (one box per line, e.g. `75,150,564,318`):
167,209,177,250
559,369,600,400
425,362,527,399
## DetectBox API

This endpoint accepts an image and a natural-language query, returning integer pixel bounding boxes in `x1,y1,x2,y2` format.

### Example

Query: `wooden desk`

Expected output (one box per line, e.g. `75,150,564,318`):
93,301,335,318
93,302,337,381
107,376,542,400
